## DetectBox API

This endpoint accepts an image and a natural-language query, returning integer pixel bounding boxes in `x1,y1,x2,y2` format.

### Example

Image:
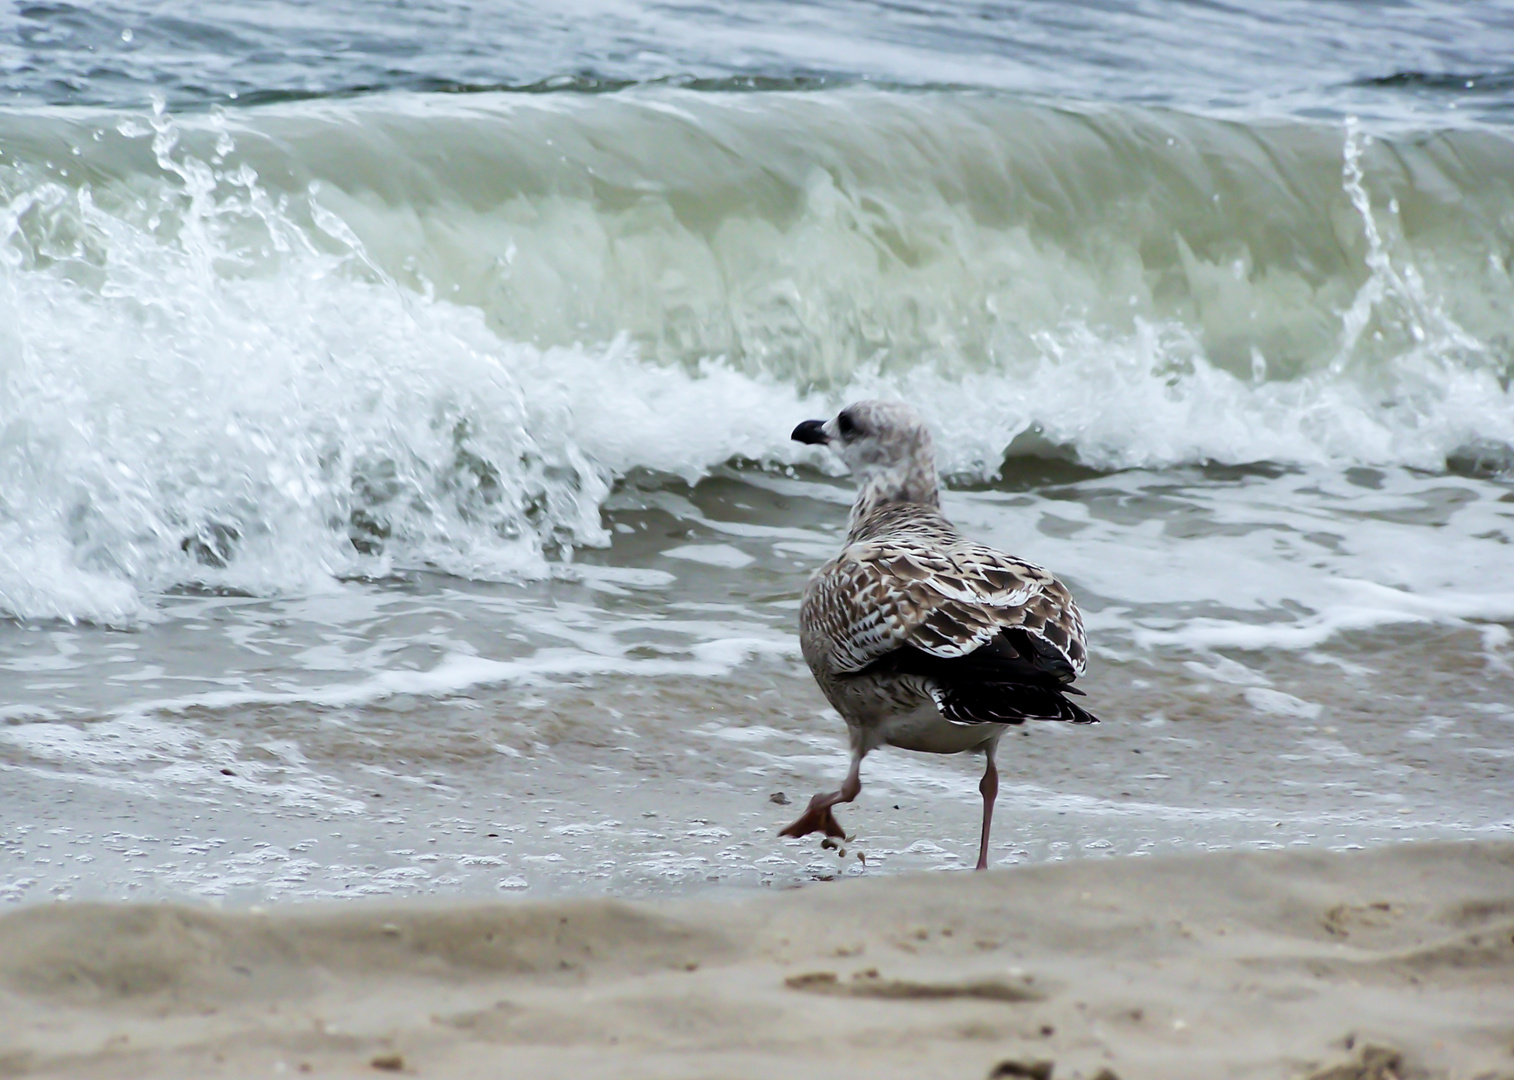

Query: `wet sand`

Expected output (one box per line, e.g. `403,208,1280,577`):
5,467,1512,905
1,840,1510,1079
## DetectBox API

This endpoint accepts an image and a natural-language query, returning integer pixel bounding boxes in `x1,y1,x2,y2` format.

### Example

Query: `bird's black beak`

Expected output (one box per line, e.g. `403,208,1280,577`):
791,419,829,445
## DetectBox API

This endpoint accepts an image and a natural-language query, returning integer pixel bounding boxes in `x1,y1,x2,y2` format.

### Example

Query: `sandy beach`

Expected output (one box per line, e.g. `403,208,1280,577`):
1,840,1509,1079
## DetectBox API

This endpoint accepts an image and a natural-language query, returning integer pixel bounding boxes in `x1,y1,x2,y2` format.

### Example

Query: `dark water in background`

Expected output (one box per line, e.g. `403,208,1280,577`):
0,1,1511,904
5,0,1514,127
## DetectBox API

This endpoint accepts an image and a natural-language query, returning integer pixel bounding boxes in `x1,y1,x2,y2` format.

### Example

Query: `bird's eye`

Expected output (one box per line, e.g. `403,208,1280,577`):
836,411,857,438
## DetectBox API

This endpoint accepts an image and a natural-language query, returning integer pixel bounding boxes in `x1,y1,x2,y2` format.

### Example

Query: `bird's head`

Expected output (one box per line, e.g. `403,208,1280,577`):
792,400,939,513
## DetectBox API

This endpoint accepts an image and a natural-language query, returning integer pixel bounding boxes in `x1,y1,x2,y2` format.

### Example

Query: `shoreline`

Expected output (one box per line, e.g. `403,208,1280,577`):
1,840,1510,1079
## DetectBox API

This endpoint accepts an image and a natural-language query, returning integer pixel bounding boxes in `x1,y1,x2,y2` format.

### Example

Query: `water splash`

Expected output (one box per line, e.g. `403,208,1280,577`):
1,92,1512,621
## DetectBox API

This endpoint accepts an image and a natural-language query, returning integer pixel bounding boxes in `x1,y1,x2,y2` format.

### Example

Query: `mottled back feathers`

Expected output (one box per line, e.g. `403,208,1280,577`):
801,502,1096,727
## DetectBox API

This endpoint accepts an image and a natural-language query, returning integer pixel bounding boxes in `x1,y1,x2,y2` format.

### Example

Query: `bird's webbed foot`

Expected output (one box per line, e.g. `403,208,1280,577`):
777,792,848,839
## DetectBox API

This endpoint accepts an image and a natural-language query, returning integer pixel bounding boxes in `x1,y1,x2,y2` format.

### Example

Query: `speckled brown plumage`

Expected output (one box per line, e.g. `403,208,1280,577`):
781,400,1098,869
802,502,1089,687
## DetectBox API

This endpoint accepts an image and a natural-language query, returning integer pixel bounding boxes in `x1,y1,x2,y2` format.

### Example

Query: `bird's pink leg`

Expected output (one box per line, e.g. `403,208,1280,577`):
975,751,999,871
779,750,863,840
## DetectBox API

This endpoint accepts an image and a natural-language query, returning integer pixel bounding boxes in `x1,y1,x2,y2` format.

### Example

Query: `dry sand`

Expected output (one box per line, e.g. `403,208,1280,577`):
0,841,1510,1080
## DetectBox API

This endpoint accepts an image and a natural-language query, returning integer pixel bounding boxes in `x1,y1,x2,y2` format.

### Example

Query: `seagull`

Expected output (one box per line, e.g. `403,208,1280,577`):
781,400,1098,870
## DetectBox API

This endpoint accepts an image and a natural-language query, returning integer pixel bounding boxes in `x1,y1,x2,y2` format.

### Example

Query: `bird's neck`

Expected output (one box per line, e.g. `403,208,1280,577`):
847,461,940,540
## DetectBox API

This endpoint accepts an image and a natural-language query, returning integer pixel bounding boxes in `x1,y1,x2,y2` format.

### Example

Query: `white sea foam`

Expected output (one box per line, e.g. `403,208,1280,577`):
662,544,756,568
1,95,1511,622
0,713,365,811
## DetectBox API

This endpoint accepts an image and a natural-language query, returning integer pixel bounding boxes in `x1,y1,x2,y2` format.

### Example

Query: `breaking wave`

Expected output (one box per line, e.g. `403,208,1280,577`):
2,88,1512,621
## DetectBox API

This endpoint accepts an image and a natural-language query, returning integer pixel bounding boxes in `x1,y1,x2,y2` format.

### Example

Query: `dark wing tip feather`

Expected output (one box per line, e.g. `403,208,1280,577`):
930,681,1101,727
893,630,1078,689
1003,627,1079,684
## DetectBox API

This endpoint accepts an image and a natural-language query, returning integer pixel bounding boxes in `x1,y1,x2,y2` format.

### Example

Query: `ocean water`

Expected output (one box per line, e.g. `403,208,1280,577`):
1,1,1511,904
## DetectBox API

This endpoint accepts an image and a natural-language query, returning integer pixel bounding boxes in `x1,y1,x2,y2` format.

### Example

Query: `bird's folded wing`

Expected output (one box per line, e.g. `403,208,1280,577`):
803,540,1088,678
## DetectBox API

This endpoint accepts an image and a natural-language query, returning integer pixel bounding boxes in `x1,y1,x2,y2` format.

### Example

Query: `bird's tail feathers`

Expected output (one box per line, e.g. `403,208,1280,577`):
930,681,1100,727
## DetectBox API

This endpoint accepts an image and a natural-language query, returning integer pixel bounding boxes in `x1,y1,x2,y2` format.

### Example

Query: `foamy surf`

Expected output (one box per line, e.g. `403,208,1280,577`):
3,90,1512,620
